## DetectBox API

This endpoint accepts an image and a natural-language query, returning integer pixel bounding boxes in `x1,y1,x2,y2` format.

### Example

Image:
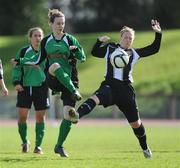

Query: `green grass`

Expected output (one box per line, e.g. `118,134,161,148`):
0,122,180,168
0,29,180,94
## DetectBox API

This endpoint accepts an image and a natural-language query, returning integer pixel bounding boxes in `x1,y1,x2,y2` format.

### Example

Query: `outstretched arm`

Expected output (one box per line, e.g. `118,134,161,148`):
135,19,162,57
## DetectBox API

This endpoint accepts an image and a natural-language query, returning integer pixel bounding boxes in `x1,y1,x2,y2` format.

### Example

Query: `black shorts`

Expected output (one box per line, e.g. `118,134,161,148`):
96,79,139,123
46,73,76,107
94,81,114,107
16,82,50,111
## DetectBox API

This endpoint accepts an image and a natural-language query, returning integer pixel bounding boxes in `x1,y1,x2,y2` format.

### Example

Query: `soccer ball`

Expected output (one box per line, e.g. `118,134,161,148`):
110,49,129,68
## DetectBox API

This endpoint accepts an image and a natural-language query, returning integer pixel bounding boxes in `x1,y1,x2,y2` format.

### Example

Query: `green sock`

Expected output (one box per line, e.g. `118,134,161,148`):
54,67,76,93
35,122,45,147
56,119,72,147
18,123,28,144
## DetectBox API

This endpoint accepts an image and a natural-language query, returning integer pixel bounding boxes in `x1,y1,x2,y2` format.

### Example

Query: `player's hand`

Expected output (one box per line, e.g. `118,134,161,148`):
2,87,8,96
15,84,24,92
98,36,110,43
11,58,18,66
69,46,78,53
151,19,161,33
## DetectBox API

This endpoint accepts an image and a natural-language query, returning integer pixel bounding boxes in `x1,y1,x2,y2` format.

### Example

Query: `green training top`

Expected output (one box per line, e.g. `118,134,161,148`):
12,45,46,86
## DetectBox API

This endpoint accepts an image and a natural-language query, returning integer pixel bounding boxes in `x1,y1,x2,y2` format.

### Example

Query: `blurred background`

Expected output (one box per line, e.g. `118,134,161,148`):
0,0,180,120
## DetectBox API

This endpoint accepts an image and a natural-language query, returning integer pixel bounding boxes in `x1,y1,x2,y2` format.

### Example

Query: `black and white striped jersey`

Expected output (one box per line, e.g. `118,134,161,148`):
91,32,162,83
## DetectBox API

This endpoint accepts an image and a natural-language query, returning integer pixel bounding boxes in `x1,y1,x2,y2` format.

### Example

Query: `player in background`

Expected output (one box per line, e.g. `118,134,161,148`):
77,19,162,158
12,27,49,154
0,59,8,96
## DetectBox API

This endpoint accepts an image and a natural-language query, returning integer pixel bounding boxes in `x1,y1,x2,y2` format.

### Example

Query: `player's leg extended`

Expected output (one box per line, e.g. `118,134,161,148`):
18,108,30,152
78,84,112,118
77,95,98,118
34,110,46,154
49,63,81,100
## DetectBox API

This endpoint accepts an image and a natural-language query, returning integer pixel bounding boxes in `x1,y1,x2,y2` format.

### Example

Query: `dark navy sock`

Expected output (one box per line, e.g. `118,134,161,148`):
78,99,96,118
133,123,148,150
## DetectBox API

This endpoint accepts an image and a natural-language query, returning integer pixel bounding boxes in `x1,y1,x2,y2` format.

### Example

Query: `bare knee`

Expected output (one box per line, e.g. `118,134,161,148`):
90,95,100,105
130,119,142,128
48,63,61,76
35,110,46,123
18,108,29,123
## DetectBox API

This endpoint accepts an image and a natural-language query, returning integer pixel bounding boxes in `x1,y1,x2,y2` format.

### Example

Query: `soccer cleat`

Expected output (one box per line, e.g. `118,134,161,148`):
21,141,30,153
71,90,82,101
143,147,152,159
33,146,43,154
54,145,69,157
69,108,79,124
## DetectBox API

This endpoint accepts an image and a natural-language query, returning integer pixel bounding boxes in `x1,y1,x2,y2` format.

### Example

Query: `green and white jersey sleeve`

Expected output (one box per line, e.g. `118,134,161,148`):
12,45,46,86
65,33,86,62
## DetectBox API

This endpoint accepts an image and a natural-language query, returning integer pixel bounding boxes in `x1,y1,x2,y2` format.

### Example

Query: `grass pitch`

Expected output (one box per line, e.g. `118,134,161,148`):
0,120,180,168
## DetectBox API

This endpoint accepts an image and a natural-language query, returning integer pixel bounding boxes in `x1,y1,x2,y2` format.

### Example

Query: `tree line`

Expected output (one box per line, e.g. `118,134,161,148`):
0,0,179,35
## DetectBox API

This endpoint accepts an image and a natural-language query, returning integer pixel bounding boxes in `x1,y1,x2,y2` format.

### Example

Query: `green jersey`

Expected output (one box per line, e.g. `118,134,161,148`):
12,45,46,86
19,33,86,77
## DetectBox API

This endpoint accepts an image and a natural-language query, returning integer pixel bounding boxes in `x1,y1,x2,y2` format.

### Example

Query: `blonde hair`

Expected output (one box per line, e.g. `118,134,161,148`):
48,9,65,23
120,26,135,37
27,27,43,38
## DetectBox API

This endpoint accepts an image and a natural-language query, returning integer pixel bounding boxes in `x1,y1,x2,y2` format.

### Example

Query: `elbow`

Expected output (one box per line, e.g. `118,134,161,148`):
154,46,160,54
91,49,99,57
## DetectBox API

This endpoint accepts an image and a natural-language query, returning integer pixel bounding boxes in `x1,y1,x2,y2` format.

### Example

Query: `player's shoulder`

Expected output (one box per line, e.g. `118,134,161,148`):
65,33,77,41
42,34,52,42
19,45,30,53
65,33,72,38
16,45,30,58
108,42,118,47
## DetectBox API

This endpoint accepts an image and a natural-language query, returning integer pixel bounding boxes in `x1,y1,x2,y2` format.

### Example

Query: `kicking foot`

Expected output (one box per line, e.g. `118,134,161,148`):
143,147,152,159
33,146,43,154
54,145,69,157
69,108,79,124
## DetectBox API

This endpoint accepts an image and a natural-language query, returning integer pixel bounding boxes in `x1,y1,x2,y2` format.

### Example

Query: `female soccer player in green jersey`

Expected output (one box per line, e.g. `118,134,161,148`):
12,27,49,154
15,10,86,102
12,9,86,157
